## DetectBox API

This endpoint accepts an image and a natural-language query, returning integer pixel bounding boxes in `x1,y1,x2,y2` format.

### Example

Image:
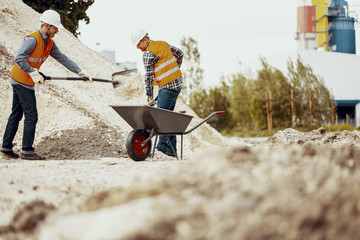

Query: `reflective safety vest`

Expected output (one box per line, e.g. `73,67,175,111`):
145,41,182,87
11,31,53,86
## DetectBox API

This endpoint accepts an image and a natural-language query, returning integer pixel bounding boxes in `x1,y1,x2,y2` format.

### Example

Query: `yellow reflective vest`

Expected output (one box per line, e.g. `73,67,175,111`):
145,41,182,87
11,31,53,86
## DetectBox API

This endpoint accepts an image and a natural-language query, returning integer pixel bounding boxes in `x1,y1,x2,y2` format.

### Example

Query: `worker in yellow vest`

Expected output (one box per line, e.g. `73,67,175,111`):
131,29,183,158
1,10,92,160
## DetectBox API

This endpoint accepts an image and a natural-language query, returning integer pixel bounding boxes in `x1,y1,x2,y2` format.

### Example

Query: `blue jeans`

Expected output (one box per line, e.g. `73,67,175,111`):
156,88,181,154
2,85,38,153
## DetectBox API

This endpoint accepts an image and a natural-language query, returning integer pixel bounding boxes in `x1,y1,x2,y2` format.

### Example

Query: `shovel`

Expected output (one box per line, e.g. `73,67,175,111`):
39,68,138,89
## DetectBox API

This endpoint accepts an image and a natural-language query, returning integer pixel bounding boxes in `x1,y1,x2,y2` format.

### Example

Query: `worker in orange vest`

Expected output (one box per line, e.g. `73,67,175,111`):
1,10,92,160
131,29,183,158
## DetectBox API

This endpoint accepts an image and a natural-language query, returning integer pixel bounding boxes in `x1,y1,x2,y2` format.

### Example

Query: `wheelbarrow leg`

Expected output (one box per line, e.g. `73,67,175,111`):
151,135,158,159
165,136,179,160
181,134,183,160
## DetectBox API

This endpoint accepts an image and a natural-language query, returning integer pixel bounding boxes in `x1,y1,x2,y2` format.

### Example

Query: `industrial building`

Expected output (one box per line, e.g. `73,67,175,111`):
295,0,360,127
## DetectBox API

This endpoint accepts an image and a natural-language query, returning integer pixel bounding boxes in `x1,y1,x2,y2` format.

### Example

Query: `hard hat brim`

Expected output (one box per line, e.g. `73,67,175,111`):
132,34,146,47
131,28,147,47
55,23,64,29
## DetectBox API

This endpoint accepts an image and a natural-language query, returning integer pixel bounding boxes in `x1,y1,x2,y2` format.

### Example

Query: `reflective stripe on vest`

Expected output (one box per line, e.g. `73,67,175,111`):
27,56,49,63
10,31,53,86
145,41,182,87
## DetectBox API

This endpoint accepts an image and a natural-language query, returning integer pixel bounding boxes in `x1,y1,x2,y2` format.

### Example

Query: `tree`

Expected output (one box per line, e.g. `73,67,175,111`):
249,57,292,130
287,56,331,127
228,71,253,130
180,36,204,104
190,55,331,133
189,89,209,118
23,0,94,37
190,80,232,132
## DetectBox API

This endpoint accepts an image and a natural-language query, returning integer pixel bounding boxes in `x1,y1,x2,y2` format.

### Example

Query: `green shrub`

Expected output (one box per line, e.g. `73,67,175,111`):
323,124,356,132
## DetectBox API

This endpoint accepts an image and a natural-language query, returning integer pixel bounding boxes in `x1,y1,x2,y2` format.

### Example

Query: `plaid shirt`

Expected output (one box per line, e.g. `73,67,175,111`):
143,42,183,99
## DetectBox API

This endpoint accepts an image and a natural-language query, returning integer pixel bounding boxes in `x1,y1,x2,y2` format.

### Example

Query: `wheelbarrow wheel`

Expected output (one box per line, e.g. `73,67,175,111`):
126,129,152,161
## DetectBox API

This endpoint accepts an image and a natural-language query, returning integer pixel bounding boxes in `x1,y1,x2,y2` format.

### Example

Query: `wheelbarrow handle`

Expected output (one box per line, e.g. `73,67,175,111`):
182,110,225,135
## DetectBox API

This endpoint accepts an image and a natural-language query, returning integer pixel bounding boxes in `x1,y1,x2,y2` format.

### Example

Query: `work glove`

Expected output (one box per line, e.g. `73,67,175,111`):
147,96,158,106
148,98,156,106
78,71,93,82
147,96,156,106
29,69,44,84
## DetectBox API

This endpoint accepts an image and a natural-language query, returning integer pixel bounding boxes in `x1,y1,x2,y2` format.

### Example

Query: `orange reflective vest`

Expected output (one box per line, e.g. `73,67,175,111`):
10,31,53,86
145,41,182,87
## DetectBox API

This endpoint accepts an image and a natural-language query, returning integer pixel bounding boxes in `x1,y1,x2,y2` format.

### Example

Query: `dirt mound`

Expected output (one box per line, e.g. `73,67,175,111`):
267,127,360,147
36,122,127,160
31,141,360,240
0,200,56,239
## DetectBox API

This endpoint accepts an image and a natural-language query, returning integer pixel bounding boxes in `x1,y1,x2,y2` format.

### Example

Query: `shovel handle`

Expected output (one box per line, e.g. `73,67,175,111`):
48,76,118,83
39,72,118,84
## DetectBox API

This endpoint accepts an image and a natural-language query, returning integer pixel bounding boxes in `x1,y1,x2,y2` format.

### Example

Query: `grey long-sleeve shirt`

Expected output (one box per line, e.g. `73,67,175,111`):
10,28,82,90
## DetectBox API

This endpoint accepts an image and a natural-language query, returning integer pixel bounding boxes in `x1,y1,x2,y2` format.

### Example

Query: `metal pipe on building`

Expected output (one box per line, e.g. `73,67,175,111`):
296,0,356,54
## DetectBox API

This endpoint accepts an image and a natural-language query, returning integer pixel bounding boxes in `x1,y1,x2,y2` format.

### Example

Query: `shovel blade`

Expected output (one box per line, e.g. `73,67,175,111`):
111,68,138,89
112,82,121,89
111,68,138,79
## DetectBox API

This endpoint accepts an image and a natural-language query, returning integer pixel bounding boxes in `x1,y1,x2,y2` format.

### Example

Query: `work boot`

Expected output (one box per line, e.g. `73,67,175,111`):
20,153,46,160
156,147,177,158
166,152,176,158
0,150,20,159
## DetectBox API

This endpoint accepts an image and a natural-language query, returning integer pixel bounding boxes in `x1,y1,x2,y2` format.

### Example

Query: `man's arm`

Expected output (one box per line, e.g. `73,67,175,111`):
50,42,82,74
14,37,37,73
169,44,183,67
143,51,158,99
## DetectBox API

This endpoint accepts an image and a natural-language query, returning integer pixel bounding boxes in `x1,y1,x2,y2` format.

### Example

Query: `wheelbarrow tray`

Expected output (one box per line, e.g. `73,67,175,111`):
110,105,193,134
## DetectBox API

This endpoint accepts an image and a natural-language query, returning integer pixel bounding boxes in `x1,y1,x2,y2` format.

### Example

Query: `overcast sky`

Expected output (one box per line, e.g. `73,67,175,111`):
78,0,360,86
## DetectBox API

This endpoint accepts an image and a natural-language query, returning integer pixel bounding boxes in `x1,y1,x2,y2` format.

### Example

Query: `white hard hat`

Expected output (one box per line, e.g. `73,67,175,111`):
131,28,147,46
40,10,63,29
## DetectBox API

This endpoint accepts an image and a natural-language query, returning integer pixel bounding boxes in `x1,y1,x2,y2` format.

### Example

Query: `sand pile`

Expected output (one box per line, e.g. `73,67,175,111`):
267,127,360,147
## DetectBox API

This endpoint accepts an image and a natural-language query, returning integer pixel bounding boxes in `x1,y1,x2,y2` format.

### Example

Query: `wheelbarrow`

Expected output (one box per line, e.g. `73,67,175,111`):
110,105,225,161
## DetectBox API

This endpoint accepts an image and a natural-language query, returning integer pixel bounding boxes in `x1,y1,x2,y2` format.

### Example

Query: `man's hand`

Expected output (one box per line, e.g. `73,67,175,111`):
147,96,156,106
29,70,44,84
78,71,93,82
